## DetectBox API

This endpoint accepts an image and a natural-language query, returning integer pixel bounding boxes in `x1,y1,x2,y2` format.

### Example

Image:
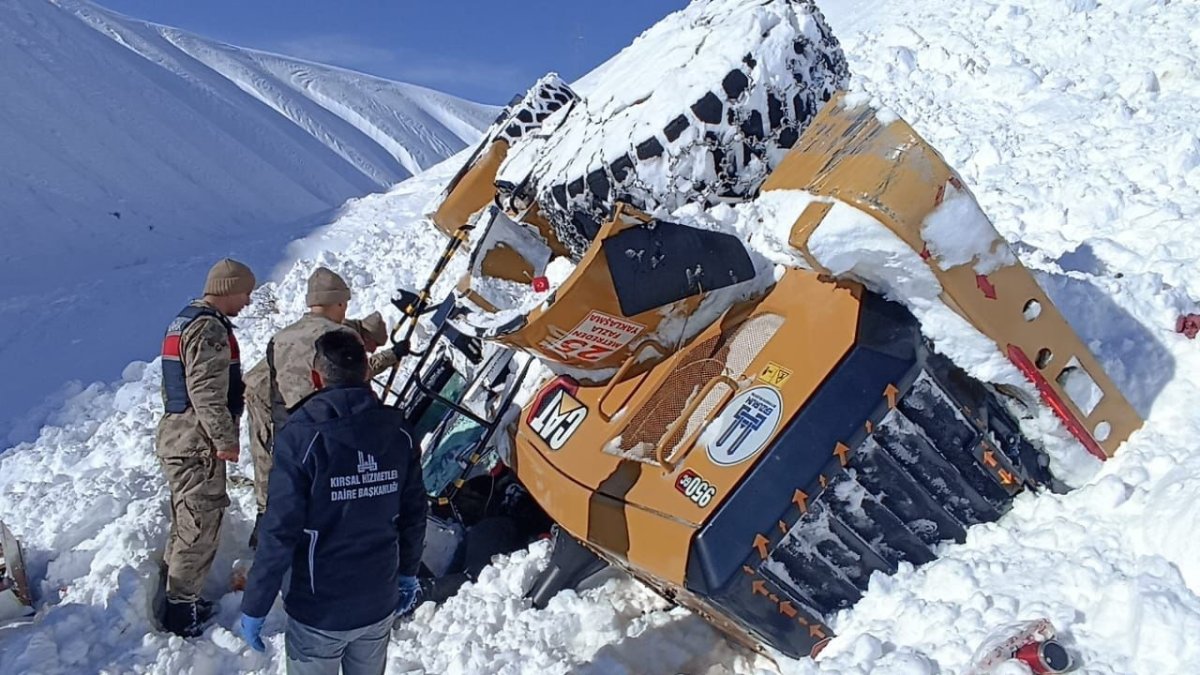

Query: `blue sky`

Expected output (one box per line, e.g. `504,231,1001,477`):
99,0,687,104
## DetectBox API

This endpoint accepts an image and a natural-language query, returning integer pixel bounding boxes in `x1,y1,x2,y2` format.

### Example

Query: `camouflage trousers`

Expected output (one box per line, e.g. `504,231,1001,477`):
161,454,230,602
246,392,274,514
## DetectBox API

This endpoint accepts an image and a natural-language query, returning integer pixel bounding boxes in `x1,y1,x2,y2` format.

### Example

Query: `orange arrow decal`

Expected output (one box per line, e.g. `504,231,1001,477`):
778,520,789,535
742,565,756,577
753,534,770,560
834,442,850,467
884,384,899,409
982,449,997,467
793,490,809,512
819,474,828,489
779,601,798,618
865,420,874,434
999,469,1016,486
751,580,768,597
809,624,827,639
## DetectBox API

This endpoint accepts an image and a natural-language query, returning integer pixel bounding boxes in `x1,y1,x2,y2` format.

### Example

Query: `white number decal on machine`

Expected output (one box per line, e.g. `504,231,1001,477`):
529,388,588,451
675,469,718,508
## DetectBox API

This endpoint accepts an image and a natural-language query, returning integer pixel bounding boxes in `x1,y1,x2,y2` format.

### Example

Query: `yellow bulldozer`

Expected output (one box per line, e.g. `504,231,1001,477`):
385,0,1141,660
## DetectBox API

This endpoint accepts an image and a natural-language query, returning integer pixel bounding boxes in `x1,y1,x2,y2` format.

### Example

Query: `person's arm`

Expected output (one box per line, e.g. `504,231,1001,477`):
395,426,428,577
241,424,314,618
367,348,399,377
182,318,239,455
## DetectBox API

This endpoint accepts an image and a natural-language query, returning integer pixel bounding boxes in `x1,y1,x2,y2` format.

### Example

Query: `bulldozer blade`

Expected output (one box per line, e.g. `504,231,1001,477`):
762,92,1142,459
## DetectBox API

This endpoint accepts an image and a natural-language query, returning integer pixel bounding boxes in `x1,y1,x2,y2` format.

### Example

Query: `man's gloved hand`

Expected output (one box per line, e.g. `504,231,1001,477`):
390,339,411,361
395,575,422,617
239,613,266,652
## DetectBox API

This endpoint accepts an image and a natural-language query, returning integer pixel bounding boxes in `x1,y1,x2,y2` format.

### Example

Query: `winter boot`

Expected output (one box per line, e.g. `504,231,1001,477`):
195,597,215,620
164,598,208,638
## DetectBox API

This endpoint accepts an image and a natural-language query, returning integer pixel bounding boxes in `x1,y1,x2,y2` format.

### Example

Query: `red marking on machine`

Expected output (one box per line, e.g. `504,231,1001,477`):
976,274,997,300
531,276,550,293
1007,345,1108,460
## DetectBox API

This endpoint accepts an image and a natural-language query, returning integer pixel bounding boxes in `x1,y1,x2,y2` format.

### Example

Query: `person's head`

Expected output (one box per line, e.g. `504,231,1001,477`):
306,267,351,323
202,258,256,316
355,312,388,353
311,330,369,390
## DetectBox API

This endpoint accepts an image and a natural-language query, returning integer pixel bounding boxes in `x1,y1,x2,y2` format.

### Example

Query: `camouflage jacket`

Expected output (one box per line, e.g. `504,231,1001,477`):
267,314,358,426
156,301,241,457
368,349,400,378
246,330,396,425
243,359,270,403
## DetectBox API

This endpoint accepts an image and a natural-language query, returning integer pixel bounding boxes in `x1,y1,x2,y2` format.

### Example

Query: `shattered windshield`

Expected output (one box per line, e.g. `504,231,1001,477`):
421,414,489,497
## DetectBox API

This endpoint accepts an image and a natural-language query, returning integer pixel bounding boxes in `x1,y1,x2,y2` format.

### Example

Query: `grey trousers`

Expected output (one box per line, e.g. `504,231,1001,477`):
285,613,392,675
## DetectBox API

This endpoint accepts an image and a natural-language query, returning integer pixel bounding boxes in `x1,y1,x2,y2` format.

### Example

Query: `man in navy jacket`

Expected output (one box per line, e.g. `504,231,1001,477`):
239,330,427,673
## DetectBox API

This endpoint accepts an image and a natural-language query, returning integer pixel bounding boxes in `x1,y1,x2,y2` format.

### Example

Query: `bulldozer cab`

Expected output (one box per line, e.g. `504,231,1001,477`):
388,294,531,505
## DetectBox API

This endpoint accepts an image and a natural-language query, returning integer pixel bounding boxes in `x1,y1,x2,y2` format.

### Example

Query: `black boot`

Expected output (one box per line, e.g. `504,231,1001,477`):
164,598,207,637
248,513,263,550
195,597,215,620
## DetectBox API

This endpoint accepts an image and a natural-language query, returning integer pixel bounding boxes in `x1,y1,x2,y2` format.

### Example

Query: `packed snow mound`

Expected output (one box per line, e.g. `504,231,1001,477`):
4,0,1200,674
0,0,496,444
496,0,848,257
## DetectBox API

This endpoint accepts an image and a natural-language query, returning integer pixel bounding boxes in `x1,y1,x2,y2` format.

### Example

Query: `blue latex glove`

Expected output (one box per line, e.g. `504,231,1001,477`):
396,576,422,617
239,613,266,652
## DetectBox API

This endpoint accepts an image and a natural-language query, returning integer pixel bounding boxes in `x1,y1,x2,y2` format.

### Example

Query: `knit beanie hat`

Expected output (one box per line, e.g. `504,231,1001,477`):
357,311,389,345
306,267,351,306
203,258,256,296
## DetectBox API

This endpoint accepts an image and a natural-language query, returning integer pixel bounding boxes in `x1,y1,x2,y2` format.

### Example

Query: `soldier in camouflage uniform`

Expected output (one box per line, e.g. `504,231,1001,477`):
156,258,256,637
347,311,409,377
244,306,411,548
242,359,272,521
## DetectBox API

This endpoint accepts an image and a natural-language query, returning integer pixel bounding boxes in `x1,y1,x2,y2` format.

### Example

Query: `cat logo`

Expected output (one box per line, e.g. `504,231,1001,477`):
528,387,588,451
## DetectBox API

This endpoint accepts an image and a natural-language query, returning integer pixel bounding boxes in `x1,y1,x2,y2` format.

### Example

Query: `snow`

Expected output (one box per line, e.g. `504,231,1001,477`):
0,0,496,444
5,0,1200,673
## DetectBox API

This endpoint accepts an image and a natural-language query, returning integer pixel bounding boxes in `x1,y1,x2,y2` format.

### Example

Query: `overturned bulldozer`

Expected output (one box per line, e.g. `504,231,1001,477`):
389,0,1142,661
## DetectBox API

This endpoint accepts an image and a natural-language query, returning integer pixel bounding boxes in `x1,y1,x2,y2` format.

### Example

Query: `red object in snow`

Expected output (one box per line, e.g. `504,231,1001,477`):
1014,639,1073,674
532,276,550,293
1176,314,1200,339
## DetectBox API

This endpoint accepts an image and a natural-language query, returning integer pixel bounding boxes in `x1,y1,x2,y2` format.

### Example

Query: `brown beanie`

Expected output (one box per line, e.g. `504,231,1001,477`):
357,311,389,345
306,267,351,306
203,258,256,296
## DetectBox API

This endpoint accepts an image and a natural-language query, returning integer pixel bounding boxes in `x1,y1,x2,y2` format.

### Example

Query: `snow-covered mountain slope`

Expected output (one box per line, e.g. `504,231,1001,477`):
0,0,496,443
4,0,1200,673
